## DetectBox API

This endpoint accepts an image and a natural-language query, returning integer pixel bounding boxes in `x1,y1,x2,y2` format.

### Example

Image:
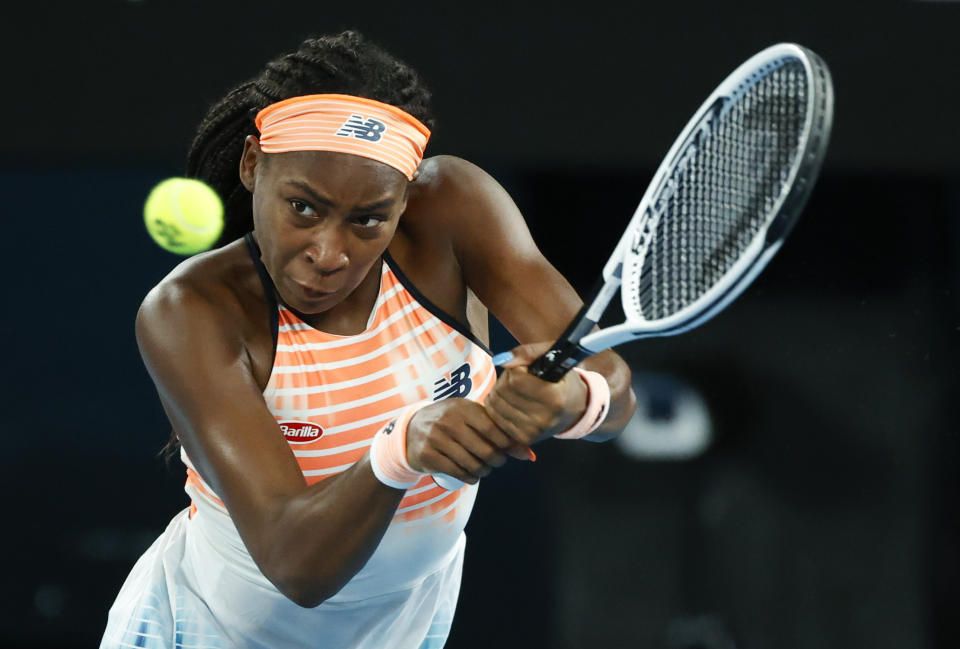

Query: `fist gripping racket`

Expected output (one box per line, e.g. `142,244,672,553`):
433,42,834,490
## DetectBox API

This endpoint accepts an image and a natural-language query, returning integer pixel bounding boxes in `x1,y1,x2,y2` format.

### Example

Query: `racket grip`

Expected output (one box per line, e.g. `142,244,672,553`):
527,294,600,382
528,339,593,382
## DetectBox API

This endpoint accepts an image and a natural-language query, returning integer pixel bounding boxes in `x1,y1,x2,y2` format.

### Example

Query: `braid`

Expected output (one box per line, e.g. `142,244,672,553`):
185,30,435,248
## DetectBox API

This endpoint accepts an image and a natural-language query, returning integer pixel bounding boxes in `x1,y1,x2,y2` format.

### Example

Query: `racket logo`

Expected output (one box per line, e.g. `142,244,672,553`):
278,420,324,444
433,363,473,401
335,115,387,142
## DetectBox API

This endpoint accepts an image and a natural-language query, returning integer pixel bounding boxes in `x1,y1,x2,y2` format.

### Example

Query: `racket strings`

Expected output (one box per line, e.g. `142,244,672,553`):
640,59,808,320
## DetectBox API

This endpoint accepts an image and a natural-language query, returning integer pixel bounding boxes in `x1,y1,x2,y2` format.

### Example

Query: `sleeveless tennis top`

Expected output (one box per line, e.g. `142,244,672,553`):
101,234,496,649
180,233,494,595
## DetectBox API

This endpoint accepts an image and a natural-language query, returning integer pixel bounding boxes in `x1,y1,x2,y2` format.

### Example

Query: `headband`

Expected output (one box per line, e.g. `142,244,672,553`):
254,94,431,180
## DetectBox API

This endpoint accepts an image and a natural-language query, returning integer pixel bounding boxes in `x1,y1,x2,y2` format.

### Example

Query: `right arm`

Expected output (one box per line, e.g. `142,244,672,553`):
136,279,506,607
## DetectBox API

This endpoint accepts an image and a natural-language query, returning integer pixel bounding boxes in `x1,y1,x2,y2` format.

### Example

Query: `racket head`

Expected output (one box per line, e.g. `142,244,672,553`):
616,42,834,337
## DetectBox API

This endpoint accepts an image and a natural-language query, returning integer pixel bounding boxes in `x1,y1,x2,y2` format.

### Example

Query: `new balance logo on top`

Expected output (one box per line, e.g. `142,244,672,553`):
433,363,472,401
335,115,387,142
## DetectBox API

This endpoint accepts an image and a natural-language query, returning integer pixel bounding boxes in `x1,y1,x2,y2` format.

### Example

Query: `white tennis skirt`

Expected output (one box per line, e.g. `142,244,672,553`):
99,508,464,649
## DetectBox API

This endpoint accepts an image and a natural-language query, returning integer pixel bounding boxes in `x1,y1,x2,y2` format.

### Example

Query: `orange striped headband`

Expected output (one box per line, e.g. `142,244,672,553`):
254,94,431,180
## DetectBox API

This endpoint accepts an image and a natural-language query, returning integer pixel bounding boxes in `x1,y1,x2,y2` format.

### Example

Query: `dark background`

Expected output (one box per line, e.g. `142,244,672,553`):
2,1,957,648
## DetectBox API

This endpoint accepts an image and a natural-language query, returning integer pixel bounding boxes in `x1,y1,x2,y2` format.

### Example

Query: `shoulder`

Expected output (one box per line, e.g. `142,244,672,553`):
136,239,266,357
408,155,508,215
401,155,527,249
139,239,245,317
416,155,493,187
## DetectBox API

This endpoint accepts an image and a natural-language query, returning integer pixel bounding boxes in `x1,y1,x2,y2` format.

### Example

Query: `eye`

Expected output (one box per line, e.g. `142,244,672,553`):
290,199,317,217
352,215,386,228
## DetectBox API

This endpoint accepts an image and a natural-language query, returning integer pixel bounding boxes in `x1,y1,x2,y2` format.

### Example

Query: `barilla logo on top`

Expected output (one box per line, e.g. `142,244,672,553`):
279,420,324,444
335,115,387,142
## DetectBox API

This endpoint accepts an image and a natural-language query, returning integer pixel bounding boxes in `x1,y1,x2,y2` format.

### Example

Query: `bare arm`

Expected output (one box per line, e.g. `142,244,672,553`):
137,279,408,607
424,156,636,441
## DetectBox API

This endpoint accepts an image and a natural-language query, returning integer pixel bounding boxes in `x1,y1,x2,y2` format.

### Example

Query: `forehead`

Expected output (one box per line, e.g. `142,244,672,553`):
265,150,407,194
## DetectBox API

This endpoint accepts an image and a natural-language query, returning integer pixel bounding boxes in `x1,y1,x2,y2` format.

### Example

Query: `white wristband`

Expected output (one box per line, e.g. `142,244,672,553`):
369,404,427,490
553,368,611,440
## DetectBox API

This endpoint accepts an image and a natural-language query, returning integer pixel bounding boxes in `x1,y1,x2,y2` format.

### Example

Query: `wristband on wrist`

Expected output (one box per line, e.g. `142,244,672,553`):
553,368,611,440
369,404,428,490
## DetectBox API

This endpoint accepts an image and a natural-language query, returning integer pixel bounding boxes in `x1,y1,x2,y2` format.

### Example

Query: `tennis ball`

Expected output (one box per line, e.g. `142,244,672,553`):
144,177,224,255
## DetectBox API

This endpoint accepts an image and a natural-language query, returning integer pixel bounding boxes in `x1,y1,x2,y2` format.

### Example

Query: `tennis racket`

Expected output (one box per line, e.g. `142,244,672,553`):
433,42,834,491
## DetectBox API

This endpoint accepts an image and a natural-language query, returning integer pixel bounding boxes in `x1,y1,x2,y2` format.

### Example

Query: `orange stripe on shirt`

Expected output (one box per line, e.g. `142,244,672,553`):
184,261,494,525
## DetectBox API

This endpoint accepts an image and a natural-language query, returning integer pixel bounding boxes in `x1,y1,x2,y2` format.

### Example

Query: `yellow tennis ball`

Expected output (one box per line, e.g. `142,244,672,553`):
143,177,224,255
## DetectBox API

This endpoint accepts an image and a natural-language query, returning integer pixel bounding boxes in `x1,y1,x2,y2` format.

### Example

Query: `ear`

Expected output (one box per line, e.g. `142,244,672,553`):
239,135,263,192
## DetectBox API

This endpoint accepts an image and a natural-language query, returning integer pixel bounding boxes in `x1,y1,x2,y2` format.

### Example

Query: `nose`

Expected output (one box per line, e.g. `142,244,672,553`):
304,226,349,275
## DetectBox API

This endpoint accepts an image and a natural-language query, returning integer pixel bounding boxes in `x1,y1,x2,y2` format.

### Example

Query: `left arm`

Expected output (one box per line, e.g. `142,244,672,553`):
426,156,636,443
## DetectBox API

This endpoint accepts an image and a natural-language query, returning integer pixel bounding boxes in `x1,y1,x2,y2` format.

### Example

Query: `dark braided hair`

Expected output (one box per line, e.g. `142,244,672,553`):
186,30,436,247
161,31,434,463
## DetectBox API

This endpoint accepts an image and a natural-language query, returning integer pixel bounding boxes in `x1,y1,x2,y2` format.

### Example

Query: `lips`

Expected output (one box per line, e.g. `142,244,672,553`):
296,282,337,299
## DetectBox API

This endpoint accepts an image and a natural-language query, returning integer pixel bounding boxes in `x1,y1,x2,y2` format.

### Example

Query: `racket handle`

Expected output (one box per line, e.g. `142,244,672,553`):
528,339,593,382
528,302,597,382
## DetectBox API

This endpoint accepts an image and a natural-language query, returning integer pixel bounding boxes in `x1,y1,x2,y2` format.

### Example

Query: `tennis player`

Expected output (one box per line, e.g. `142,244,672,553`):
100,30,636,649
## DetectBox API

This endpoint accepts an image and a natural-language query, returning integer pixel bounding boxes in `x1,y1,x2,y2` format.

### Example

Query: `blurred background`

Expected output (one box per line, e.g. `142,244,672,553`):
2,1,957,648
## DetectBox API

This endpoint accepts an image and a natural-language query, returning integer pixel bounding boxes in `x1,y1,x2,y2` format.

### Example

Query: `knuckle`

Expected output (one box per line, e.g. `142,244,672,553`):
503,367,522,386
490,429,512,449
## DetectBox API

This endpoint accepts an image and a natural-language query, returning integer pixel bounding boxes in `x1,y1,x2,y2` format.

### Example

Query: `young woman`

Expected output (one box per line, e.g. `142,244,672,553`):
100,29,635,649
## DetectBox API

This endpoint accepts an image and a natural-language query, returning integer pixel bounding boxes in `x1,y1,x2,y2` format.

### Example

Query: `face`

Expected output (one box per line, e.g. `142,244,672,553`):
239,136,409,314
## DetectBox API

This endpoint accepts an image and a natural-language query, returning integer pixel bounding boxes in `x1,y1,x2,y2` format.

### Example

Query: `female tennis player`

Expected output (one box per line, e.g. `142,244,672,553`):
100,30,635,649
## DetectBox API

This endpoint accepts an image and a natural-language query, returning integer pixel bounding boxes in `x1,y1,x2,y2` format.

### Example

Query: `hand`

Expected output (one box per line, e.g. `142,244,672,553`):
485,342,589,447
405,398,521,485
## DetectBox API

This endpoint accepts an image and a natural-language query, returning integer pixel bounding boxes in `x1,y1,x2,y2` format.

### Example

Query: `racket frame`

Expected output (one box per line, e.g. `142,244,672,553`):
530,42,834,376
438,43,833,489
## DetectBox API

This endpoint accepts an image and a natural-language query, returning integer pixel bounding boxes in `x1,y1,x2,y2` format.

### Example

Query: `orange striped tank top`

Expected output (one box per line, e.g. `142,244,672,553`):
180,232,495,599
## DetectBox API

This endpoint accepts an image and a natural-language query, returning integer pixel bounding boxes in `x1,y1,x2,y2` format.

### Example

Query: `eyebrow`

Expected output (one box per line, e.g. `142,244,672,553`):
286,181,398,212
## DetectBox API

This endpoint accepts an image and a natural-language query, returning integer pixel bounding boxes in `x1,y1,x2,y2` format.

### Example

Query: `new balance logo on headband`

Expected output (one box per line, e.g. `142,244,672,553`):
433,363,472,401
336,115,387,142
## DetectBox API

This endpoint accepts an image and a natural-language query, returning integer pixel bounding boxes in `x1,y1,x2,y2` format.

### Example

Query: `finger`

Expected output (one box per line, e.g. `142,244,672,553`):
505,444,536,461
492,341,555,369
438,399,535,463
492,369,586,439
496,367,564,416
457,395,536,461
423,446,482,485
433,434,494,481
462,397,536,461
458,400,517,451
448,422,508,469
485,386,539,440
498,365,567,405
502,366,587,428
